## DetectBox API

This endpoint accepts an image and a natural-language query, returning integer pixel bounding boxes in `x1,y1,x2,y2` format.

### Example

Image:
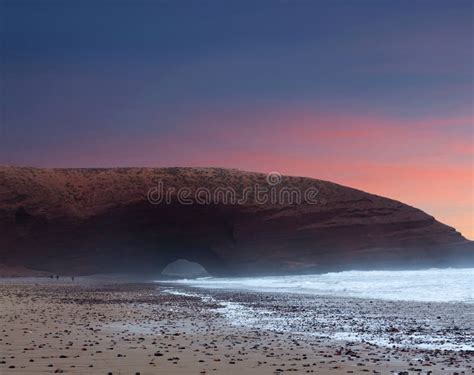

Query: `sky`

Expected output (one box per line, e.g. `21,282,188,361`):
1,0,473,238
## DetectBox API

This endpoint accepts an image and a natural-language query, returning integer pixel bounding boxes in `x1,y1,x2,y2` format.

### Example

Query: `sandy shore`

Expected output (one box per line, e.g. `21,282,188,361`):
0,279,472,374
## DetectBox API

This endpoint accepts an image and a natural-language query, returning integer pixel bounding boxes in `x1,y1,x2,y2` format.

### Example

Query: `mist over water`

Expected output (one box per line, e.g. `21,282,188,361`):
168,268,474,303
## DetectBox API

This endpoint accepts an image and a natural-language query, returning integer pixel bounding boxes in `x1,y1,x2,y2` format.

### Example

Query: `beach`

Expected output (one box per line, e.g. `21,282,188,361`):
0,277,472,374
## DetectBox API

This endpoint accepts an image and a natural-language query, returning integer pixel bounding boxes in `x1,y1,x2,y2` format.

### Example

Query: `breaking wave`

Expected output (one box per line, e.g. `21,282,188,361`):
165,268,474,303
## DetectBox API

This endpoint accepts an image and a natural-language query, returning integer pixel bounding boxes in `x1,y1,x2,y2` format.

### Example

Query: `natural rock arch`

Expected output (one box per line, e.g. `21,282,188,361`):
0,167,472,276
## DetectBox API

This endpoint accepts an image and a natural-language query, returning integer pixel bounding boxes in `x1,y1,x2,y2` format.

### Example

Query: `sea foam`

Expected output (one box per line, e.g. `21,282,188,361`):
165,268,474,303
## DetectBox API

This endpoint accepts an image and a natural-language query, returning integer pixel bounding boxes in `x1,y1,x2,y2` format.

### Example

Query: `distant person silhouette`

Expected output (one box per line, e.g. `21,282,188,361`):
56,275,59,281
71,276,75,282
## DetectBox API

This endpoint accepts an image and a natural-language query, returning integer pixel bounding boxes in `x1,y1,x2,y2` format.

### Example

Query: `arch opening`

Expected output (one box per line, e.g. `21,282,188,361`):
161,258,211,279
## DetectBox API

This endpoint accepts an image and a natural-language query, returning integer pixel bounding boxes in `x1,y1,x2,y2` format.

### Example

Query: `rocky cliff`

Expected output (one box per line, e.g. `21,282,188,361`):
0,166,471,276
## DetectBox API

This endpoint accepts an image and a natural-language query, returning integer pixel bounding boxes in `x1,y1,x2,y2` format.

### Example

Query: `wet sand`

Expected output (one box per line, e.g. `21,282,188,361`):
0,279,472,374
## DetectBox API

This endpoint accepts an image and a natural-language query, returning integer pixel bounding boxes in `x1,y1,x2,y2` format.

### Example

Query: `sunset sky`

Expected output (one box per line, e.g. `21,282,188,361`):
1,0,473,238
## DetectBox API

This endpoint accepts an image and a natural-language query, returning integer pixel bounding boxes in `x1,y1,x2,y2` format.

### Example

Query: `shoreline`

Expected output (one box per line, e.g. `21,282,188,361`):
158,282,474,352
0,279,472,374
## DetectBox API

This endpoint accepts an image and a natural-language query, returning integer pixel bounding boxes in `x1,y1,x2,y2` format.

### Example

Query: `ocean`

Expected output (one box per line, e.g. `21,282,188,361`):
165,268,474,303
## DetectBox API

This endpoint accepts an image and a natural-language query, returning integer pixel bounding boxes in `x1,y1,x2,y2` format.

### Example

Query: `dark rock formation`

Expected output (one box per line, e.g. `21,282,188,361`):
0,263,50,278
0,166,472,276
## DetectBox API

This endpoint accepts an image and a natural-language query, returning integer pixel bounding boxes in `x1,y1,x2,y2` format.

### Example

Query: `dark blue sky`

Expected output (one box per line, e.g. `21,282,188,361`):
2,1,472,137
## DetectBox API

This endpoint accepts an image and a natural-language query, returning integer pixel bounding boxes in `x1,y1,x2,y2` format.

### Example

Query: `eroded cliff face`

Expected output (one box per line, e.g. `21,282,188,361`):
0,166,471,276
